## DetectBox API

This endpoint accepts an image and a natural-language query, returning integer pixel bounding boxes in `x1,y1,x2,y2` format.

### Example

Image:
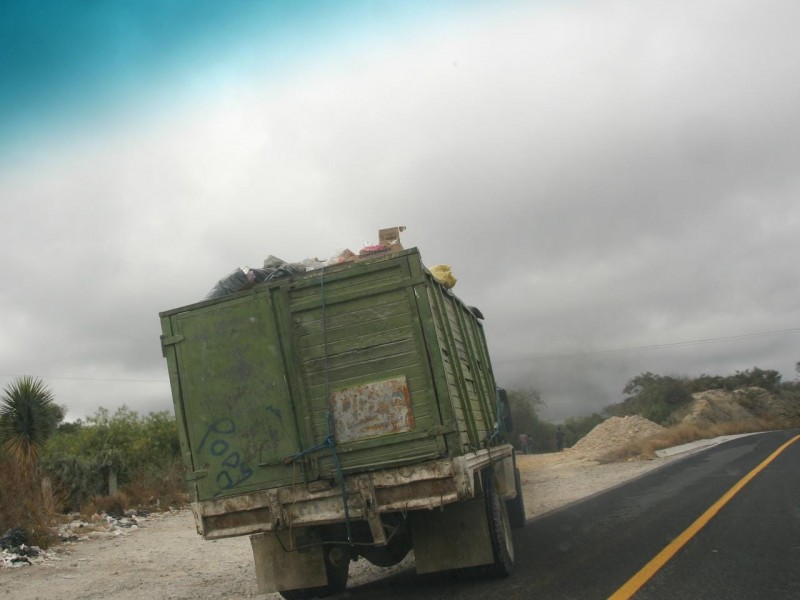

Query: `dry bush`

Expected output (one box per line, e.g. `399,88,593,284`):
78,462,188,517
601,417,800,462
0,456,59,548
81,491,131,519
119,463,187,510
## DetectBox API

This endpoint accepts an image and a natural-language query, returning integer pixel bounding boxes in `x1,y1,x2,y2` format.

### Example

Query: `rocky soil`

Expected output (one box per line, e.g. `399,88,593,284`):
680,387,800,426
0,415,679,600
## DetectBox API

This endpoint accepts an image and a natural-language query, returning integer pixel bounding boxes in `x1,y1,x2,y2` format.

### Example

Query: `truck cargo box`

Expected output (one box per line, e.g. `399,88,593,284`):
160,248,522,595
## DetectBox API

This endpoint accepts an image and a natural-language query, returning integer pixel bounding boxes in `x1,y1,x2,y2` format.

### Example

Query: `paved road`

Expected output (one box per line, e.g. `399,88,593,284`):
340,429,800,600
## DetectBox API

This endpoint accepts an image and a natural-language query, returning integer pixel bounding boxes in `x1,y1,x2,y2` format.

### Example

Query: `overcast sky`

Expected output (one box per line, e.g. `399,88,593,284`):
2,0,799,422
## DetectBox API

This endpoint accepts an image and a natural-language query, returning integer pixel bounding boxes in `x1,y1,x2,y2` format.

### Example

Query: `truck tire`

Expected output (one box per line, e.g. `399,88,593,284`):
505,467,526,529
279,545,350,600
484,471,515,577
359,533,412,567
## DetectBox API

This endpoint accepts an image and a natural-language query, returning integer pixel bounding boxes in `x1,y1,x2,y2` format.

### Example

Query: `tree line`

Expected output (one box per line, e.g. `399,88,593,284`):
606,366,798,425
505,365,800,453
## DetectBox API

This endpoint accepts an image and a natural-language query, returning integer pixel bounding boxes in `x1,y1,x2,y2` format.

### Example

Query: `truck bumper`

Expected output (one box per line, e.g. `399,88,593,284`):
192,445,515,541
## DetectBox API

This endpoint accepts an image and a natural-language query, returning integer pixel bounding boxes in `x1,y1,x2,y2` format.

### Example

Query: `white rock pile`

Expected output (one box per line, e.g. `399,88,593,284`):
567,415,666,460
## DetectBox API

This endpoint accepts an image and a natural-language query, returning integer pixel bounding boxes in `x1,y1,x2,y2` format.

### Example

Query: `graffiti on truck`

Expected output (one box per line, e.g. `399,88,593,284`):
198,418,254,494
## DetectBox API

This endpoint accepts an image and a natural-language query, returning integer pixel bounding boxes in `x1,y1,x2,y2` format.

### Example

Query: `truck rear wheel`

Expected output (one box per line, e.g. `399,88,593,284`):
484,471,515,577
506,467,526,529
279,544,350,600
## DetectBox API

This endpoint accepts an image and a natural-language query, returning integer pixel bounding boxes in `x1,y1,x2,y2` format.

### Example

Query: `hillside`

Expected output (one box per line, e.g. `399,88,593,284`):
567,387,800,462
678,387,800,427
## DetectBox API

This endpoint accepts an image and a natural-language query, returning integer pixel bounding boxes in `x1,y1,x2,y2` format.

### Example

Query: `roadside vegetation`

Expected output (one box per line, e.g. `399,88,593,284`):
601,416,799,462
604,366,790,424
506,363,800,459
2,363,798,548
598,366,800,460
0,377,63,548
0,377,184,548
41,406,186,516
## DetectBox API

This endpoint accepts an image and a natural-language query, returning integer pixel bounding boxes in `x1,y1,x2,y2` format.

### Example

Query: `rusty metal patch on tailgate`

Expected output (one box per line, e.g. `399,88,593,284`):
330,376,415,443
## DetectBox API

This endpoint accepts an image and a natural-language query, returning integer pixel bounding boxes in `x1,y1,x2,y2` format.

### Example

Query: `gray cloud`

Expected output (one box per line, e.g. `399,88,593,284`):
2,1,799,422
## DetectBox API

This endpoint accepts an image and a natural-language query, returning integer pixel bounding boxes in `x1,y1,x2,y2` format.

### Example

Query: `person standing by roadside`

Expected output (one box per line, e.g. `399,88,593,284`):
556,426,565,451
518,432,530,454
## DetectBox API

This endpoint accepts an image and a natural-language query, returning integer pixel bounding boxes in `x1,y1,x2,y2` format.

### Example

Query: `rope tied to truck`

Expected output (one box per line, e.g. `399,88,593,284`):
283,265,354,544
486,387,509,445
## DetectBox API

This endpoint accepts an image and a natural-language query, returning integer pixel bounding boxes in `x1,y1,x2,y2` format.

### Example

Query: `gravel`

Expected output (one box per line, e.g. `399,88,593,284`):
566,415,666,460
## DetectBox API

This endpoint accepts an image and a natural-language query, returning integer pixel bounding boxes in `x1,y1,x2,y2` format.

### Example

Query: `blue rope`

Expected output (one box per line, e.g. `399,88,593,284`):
285,266,353,543
486,387,507,446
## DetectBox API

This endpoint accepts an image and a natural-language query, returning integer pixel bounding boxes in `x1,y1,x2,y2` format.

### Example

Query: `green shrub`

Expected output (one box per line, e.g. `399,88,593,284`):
42,406,182,512
608,373,693,425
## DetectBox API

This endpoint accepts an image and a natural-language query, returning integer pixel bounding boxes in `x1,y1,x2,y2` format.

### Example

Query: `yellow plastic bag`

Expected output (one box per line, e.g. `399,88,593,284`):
430,264,457,289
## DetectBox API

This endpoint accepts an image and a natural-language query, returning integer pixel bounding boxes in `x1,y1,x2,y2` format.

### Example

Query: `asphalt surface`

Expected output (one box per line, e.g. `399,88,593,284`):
339,429,800,600
633,430,800,599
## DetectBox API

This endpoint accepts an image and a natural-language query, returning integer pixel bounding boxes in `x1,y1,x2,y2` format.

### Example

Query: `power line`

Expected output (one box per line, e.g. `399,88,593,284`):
0,373,168,384
500,327,800,363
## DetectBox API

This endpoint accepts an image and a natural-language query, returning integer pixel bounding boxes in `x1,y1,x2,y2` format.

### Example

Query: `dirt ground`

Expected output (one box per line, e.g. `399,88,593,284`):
0,451,681,600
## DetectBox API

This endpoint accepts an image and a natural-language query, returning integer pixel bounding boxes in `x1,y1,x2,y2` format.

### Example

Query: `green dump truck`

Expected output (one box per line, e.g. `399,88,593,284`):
159,247,525,598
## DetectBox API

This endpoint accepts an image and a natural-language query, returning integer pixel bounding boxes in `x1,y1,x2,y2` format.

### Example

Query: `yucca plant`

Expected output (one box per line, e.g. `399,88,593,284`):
0,376,60,472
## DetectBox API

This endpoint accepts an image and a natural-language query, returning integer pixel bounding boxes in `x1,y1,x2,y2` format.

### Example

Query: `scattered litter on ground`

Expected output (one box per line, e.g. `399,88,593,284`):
1,544,45,568
1,509,173,569
1,528,46,568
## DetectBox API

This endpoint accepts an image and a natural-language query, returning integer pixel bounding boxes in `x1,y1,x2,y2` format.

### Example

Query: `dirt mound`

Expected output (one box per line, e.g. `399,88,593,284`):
567,416,665,460
760,391,800,420
681,389,758,426
680,387,800,426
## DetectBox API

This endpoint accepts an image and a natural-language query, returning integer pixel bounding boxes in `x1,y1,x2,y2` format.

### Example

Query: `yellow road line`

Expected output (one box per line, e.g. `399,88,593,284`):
608,433,800,600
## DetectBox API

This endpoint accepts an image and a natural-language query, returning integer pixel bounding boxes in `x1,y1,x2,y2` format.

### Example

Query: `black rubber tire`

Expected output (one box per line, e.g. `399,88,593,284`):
484,471,515,577
279,545,350,599
506,467,526,529
359,532,412,567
